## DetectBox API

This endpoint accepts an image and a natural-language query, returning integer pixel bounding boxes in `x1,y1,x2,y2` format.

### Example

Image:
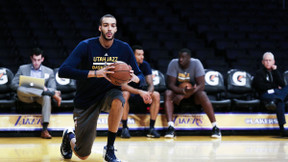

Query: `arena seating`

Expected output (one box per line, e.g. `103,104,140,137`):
53,68,76,109
226,69,260,112
0,0,288,113
0,68,15,110
204,69,231,111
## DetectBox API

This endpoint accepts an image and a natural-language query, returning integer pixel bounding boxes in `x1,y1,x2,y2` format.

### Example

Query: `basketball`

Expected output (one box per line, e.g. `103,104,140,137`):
107,62,132,86
179,82,192,98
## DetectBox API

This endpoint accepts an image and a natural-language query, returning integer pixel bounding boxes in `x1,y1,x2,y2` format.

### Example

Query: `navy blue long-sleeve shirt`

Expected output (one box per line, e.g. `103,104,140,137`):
59,37,144,109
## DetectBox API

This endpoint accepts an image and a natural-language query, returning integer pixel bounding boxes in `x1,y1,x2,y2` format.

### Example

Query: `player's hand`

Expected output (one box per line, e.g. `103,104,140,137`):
129,71,140,83
148,91,153,96
139,90,152,104
97,65,115,82
185,84,197,98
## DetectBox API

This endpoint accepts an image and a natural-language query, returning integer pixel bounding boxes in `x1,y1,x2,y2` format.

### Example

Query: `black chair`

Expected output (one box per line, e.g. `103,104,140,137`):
226,69,260,112
151,69,166,104
204,69,231,111
53,68,76,109
283,70,288,86
0,67,15,110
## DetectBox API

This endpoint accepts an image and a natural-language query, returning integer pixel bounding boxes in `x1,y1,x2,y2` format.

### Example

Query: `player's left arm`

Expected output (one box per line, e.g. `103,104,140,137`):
194,75,205,92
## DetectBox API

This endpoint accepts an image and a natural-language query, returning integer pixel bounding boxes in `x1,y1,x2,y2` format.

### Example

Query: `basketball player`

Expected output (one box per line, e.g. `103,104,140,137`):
58,14,144,162
164,48,221,138
121,45,160,138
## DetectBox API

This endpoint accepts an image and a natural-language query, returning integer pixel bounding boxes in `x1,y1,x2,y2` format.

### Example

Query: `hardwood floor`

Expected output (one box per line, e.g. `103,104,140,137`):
0,136,287,162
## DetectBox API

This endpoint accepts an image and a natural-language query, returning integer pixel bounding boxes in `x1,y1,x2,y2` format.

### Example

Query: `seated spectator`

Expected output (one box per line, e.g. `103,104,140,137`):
164,48,221,138
10,47,61,139
121,45,160,138
253,52,288,137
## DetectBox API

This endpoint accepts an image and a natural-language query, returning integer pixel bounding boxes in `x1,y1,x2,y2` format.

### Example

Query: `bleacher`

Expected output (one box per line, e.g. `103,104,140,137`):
1,0,288,134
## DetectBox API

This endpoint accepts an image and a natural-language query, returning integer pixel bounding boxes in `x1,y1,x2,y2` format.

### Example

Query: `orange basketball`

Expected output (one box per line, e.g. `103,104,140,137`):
179,82,192,98
107,62,132,86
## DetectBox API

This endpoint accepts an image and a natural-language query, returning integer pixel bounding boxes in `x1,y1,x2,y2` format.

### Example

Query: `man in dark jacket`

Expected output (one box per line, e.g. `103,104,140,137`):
253,52,288,137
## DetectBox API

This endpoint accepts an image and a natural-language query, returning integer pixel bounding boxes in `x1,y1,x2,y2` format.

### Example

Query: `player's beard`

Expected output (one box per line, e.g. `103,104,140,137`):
101,31,114,41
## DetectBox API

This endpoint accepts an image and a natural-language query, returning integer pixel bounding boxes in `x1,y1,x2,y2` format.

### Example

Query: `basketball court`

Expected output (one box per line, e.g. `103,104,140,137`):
0,136,287,162
0,113,288,161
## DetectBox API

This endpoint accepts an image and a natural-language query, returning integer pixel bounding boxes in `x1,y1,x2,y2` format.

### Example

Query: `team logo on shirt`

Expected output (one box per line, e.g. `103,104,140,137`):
177,72,190,82
92,56,118,70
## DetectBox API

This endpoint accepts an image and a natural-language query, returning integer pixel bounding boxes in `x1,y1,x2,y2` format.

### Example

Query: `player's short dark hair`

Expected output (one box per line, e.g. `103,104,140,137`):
99,14,116,26
132,45,143,52
31,47,44,57
179,48,191,56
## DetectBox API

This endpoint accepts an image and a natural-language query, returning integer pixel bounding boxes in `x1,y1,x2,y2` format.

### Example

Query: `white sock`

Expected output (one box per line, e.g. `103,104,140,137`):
212,122,217,127
168,121,174,127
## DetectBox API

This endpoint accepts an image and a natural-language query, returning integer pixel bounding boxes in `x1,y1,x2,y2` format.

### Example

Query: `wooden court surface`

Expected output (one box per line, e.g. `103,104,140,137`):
0,136,287,162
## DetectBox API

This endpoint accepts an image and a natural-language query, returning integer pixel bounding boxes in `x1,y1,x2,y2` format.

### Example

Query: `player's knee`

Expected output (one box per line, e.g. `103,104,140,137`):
78,155,89,160
76,154,89,160
74,151,90,160
122,91,130,101
164,90,174,100
112,98,124,108
194,91,205,97
153,91,160,102
195,91,209,102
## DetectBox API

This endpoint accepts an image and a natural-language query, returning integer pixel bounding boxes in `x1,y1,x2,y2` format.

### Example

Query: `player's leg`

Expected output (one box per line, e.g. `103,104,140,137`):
102,89,125,162
164,90,176,122
147,91,160,138
194,91,221,138
150,91,160,121
164,90,176,138
108,98,123,132
60,102,101,160
121,91,131,138
194,91,216,122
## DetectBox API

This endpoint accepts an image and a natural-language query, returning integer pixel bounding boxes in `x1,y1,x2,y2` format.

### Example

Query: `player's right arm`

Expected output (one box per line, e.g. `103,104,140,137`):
59,41,110,80
167,75,186,95
58,42,89,80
